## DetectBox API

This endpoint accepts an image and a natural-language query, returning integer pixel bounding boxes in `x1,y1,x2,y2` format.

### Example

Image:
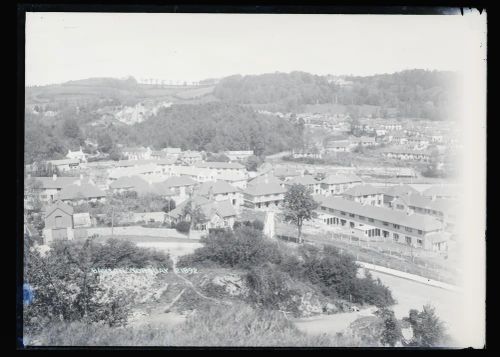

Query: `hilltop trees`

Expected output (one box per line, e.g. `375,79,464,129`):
283,184,319,244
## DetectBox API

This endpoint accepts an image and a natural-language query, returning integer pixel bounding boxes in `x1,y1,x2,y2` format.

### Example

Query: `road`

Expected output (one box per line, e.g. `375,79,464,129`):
293,270,463,346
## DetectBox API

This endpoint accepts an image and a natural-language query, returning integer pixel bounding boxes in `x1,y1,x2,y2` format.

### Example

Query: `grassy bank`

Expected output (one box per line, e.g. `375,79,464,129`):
25,302,368,347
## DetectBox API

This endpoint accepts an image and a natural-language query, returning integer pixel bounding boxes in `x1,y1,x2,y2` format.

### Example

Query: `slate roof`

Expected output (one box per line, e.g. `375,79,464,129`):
285,175,319,186
162,176,199,188
31,176,79,189
167,196,236,220
196,180,239,196
58,183,106,200
243,181,287,197
343,184,382,197
381,184,419,197
196,162,245,170
319,196,443,232
44,200,74,217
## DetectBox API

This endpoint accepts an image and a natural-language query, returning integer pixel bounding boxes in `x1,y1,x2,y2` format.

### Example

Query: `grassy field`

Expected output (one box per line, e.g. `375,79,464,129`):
92,235,200,244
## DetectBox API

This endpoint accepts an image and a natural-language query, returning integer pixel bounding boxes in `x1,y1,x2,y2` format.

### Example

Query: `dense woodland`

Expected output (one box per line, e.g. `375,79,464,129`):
214,70,460,120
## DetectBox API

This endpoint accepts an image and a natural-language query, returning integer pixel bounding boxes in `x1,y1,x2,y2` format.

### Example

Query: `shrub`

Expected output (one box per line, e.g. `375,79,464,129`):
246,263,297,310
175,221,191,233
177,227,283,269
90,238,173,269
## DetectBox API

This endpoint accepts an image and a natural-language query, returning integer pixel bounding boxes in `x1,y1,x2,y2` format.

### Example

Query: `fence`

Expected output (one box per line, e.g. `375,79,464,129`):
304,231,458,285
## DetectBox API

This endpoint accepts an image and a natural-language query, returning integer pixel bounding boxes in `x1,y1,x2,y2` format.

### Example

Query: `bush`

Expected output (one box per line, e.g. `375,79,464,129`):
175,221,191,233
178,227,282,269
90,238,173,269
246,263,297,310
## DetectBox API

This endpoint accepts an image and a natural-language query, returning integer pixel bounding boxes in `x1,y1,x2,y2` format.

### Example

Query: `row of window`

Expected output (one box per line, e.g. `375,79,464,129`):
322,206,423,235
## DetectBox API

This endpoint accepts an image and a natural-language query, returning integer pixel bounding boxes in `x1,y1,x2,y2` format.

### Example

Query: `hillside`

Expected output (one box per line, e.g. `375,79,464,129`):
213,70,461,120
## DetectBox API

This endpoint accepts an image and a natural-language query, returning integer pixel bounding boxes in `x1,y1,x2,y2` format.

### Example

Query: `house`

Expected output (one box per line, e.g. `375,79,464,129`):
382,148,431,162
216,170,248,189
167,196,237,231
224,150,254,161
107,163,164,183
291,147,323,159
195,180,242,208
46,159,81,172
156,157,178,174
317,197,446,251
195,162,247,176
324,140,351,153
121,146,152,160
272,167,302,181
284,175,321,195
179,150,203,165
342,184,384,206
73,212,92,228
160,176,199,202
66,148,88,163
162,147,182,159
319,174,363,196
351,136,377,147
57,181,107,205
242,175,287,210
42,200,74,243
390,193,458,232
109,175,151,195
42,201,88,243
30,175,81,203
169,165,216,182
380,184,419,206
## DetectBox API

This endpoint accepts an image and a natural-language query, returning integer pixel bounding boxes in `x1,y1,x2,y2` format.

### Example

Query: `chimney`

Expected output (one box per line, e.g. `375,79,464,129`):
52,174,57,181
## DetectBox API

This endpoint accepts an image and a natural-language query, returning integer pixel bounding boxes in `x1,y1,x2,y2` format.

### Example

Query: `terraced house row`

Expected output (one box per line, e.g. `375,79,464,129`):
316,196,449,252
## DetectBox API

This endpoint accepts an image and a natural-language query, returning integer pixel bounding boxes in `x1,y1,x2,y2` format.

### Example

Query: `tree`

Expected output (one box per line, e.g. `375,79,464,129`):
62,118,82,140
162,199,176,213
182,200,207,238
283,184,319,243
375,308,403,347
403,305,447,347
245,155,261,172
97,133,114,153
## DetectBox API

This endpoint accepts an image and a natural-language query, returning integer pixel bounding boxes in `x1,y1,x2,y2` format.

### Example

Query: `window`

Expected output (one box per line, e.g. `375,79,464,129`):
341,211,346,216
368,218,374,222
232,199,236,205
417,239,423,246
393,224,400,229
382,221,389,226
349,213,355,218
393,233,399,241
405,236,412,244
55,216,64,228
405,227,413,232
359,216,365,220
418,230,423,235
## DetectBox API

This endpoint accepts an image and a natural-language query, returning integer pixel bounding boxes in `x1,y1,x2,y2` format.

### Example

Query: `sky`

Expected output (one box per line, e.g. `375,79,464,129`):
25,11,485,86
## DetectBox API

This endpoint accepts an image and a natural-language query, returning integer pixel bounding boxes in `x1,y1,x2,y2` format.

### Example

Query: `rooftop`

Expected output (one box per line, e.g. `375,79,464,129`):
343,184,382,197
58,182,106,200
319,196,443,232
196,180,239,196
196,162,245,170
